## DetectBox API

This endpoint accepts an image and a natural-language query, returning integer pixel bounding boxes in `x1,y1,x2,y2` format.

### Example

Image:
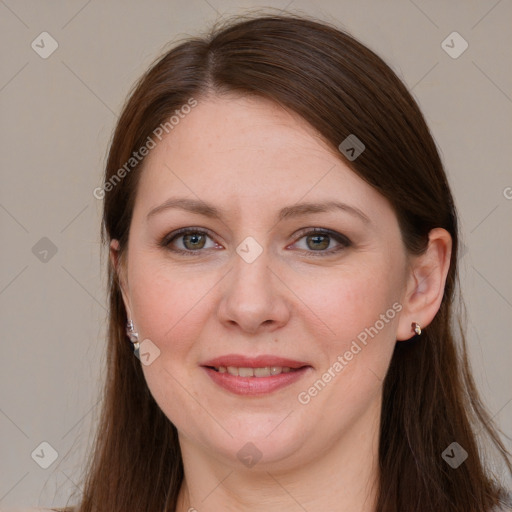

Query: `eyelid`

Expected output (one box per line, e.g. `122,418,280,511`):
292,227,351,244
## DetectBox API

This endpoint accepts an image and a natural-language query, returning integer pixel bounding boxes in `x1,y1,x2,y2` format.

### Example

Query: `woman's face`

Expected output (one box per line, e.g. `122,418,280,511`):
115,94,413,469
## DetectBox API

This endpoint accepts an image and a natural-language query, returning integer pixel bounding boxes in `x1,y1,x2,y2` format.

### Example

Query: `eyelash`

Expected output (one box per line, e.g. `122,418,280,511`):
160,227,352,257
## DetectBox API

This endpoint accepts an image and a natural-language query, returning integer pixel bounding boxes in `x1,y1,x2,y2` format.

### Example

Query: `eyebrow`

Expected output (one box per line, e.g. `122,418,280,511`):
146,197,371,225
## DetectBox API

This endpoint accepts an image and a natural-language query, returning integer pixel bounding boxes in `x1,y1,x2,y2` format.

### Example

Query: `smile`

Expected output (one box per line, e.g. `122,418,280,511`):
211,365,298,377
202,365,311,395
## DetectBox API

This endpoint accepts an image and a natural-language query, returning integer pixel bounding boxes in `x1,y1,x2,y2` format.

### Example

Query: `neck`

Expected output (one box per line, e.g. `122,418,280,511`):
175,396,381,512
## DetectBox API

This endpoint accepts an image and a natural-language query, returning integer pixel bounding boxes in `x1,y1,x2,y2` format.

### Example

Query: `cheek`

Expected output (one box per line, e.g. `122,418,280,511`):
296,270,400,420
127,254,215,353
300,262,401,345
299,263,402,403
126,257,216,427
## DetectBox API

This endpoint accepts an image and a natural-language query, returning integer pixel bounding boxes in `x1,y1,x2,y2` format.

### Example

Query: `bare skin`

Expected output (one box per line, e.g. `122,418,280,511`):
110,94,452,512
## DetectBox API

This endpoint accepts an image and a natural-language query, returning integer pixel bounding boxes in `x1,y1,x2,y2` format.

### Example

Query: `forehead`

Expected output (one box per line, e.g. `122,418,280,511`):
156,93,336,169
133,94,392,225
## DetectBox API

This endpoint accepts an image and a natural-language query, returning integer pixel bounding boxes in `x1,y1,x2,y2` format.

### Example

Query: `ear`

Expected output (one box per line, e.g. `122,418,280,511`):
396,228,452,341
110,239,132,319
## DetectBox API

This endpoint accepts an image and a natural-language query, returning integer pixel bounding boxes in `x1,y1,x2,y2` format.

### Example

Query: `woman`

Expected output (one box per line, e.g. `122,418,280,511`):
35,12,512,512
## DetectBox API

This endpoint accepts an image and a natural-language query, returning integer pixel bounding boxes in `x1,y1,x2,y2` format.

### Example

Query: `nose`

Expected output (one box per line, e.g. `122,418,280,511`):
216,245,291,335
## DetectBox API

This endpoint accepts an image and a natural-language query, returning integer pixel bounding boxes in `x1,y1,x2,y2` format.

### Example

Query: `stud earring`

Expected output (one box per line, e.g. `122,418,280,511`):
412,322,422,336
126,319,140,353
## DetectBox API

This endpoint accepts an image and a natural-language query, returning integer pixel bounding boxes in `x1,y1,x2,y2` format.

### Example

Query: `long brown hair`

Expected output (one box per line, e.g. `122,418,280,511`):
68,12,511,512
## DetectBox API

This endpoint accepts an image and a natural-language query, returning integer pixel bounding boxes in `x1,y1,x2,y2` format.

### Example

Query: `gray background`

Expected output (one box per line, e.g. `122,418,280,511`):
1,0,511,508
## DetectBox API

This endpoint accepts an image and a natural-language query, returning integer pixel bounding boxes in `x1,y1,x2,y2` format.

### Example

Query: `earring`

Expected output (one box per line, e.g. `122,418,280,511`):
412,322,422,336
126,319,140,352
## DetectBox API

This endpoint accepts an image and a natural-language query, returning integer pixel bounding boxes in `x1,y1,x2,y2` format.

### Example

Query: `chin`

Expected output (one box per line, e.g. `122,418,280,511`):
188,417,312,469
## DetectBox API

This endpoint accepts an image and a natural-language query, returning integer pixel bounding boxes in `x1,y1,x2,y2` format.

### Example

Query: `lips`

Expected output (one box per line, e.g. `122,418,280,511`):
201,354,310,369
201,354,312,396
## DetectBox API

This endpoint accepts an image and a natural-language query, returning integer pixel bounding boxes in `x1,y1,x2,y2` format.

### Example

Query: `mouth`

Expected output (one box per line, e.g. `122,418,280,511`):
200,355,312,395
206,365,304,377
